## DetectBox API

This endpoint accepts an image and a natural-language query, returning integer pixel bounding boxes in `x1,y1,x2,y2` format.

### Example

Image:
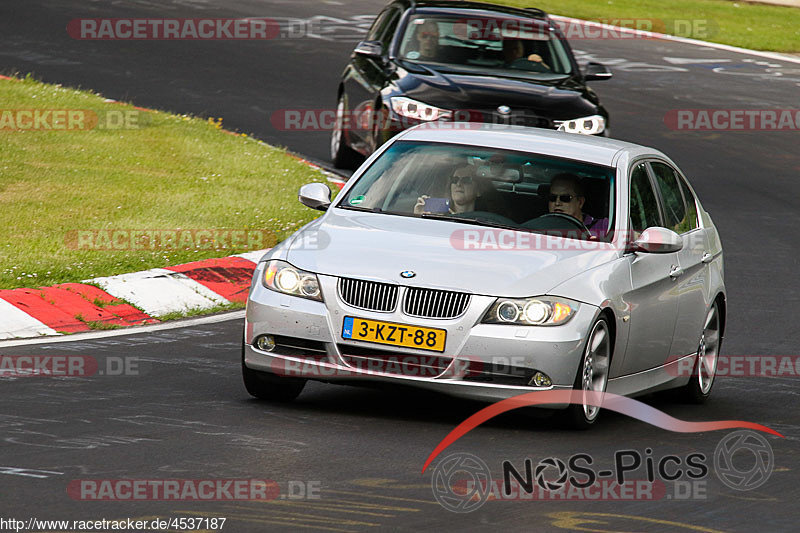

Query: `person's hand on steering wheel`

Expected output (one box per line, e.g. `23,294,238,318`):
527,53,550,70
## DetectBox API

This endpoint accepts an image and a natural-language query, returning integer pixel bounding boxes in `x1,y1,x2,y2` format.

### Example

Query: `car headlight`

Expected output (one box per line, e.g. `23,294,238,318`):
481,296,578,326
262,260,323,301
391,97,452,121
555,115,605,135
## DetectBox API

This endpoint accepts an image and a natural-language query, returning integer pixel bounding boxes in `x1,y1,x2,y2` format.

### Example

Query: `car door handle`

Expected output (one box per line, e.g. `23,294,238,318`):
701,252,714,264
669,265,684,279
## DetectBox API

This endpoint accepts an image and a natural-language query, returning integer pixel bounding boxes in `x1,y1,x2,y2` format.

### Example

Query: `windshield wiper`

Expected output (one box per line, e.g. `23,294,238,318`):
419,213,521,231
338,205,382,213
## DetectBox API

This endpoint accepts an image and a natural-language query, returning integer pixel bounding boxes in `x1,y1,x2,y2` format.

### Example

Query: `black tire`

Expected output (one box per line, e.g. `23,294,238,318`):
330,93,360,169
242,338,306,401
565,317,612,429
679,301,722,404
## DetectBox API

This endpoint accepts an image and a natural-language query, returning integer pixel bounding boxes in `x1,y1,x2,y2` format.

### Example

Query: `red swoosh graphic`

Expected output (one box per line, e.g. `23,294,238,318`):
421,390,783,473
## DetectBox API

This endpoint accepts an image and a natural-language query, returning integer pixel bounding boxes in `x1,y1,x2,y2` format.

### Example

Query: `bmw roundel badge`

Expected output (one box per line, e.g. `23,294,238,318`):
400,271,416,279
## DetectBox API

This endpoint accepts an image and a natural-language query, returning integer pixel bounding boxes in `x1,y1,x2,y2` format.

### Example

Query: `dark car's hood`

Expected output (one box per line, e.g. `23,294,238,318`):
392,62,598,119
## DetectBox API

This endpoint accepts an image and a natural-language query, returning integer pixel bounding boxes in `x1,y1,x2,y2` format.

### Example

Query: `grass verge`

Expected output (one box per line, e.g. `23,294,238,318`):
0,75,333,290
155,301,246,322
494,0,800,52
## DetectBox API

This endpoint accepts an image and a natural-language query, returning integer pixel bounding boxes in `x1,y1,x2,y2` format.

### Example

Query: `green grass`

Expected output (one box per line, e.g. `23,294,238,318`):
82,320,123,331
494,0,800,52
0,75,333,290
155,301,246,321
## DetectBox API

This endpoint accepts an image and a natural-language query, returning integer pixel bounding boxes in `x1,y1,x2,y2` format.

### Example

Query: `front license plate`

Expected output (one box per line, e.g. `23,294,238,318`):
342,316,446,352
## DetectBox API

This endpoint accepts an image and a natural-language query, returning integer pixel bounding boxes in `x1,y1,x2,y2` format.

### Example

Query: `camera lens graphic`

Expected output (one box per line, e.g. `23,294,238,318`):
535,457,569,491
430,452,491,513
714,430,774,491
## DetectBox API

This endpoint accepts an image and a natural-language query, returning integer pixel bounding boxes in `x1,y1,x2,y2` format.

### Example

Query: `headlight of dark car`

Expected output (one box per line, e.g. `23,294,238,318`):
262,260,323,301
391,96,452,122
481,296,579,326
555,115,606,135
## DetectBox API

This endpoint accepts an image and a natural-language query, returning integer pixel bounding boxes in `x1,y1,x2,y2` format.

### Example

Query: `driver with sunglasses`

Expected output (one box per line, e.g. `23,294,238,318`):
548,173,609,239
414,165,481,215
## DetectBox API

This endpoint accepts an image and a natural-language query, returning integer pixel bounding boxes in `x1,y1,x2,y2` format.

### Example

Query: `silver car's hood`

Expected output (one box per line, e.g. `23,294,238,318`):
285,210,617,298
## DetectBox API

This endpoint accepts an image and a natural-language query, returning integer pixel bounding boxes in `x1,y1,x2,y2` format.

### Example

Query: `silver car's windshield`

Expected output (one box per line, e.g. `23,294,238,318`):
398,13,573,79
337,141,615,240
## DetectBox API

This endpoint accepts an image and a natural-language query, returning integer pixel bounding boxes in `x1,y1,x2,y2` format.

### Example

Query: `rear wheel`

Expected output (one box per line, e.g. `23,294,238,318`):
680,302,721,404
566,317,611,429
330,94,360,169
242,338,306,401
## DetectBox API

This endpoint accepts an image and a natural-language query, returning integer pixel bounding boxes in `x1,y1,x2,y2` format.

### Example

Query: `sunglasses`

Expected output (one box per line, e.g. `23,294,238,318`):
450,175,474,185
549,194,578,202
419,32,439,39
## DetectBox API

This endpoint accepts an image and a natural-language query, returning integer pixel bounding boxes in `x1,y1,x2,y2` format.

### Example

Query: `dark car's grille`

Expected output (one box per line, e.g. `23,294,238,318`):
338,278,398,312
470,109,553,129
403,287,471,319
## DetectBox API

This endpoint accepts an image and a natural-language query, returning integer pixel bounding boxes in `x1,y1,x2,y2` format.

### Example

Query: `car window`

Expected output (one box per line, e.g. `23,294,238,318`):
367,8,396,45
650,162,690,234
629,163,661,237
676,174,699,232
397,13,573,79
337,140,614,240
379,8,402,49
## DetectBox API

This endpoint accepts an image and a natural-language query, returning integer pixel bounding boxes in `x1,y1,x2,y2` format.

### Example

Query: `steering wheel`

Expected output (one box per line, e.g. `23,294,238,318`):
522,213,591,239
509,57,551,73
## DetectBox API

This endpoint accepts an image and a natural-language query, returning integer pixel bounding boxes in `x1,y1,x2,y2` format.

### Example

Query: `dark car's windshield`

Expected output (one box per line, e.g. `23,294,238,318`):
398,13,573,79
337,140,615,240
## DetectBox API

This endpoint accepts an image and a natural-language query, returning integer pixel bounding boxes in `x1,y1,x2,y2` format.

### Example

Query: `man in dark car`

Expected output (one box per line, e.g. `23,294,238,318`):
415,19,441,61
502,38,550,71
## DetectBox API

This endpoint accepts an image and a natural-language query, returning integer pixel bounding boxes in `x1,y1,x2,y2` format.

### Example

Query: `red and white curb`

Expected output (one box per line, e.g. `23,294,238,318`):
0,250,268,340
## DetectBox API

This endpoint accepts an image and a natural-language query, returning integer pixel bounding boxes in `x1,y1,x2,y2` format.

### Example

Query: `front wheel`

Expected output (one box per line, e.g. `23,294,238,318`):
242,338,306,401
565,317,611,429
330,94,360,169
679,302,721,404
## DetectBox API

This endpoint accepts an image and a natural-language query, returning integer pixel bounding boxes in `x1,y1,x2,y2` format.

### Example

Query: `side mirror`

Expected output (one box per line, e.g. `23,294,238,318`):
354,40,384,59
584,62,612,81
298,183,332,211
629,227,683,253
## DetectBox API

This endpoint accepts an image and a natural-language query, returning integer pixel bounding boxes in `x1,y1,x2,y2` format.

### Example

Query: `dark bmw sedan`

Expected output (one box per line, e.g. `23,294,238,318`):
331,0,612,168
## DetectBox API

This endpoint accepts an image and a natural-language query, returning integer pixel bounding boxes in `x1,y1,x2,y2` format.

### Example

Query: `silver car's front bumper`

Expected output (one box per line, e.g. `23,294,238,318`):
244,270,600,405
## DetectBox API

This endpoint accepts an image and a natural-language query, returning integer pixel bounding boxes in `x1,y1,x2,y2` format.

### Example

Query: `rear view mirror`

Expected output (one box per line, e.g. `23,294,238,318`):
298,183,332,211
630,227,683,253
475,164,523,183
584,62,612,81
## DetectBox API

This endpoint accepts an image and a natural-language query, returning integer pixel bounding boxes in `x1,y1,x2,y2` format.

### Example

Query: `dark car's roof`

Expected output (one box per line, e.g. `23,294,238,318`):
399,0,548,19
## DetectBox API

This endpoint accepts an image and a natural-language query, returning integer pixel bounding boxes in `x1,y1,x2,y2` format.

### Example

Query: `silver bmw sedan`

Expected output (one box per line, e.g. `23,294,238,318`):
243,124,725,428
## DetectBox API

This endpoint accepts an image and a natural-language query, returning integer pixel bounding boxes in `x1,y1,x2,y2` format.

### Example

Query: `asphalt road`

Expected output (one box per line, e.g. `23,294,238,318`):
2,1,800,531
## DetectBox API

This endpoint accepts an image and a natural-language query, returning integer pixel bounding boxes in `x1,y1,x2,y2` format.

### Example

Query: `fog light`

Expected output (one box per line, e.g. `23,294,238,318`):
256,335,275,352
529,371,552,387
